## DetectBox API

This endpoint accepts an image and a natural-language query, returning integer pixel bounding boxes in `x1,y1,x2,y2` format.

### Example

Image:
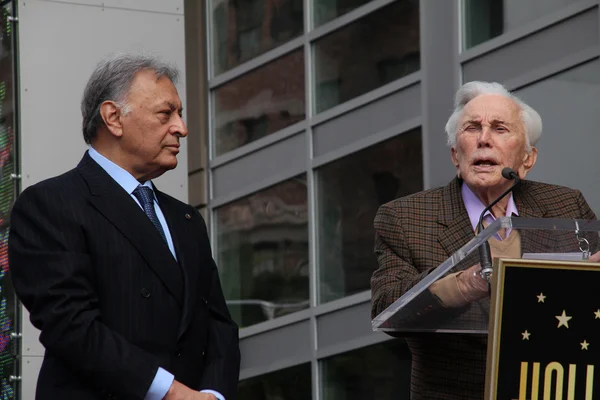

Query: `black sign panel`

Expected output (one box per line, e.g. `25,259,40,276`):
487,260,600,399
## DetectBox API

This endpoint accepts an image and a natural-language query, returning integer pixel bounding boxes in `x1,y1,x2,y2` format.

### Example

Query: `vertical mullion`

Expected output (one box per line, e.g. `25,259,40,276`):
205,0,217,253
304,0,321,399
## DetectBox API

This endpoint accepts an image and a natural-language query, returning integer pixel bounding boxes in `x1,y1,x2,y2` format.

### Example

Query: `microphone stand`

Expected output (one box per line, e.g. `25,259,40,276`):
477,169,521,283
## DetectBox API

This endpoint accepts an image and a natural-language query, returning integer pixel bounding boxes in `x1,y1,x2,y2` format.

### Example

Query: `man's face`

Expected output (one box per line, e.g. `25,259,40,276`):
118,70,187,180
451,94,537,192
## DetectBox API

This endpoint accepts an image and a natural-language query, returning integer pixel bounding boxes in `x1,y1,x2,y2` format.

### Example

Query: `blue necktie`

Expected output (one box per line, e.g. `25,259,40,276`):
133,185,168,243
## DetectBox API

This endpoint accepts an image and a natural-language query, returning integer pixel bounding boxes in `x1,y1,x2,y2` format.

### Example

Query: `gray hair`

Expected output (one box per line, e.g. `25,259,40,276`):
81,53,180,144
444,81,542,152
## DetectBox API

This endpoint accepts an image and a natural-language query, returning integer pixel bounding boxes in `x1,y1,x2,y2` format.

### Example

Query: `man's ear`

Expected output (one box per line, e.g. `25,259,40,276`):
451,147,461,177
518,147,538,179
99,101,124,138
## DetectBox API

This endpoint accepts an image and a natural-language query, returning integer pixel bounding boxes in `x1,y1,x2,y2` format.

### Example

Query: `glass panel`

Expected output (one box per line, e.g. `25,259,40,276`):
213,50,305,156
463,0,580,49
238,363,311,400
0,2,16,399
317,130,423,304
216,176,309,328
211,0,304,75
314,0,420,114
314,0,374,27
321,340,411,400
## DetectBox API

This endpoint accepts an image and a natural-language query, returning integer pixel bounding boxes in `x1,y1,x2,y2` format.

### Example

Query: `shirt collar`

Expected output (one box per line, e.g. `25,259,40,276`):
461,182,519,232
88,147,155,198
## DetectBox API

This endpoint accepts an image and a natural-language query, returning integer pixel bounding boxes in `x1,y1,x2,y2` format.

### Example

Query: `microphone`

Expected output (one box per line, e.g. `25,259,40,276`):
477,167,521,283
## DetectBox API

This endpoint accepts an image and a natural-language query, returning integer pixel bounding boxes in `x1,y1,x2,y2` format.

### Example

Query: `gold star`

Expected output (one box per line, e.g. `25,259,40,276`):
581,340,590,350
521,330,531,340
556,310,572,329
595,309,600,319
537,293,546,303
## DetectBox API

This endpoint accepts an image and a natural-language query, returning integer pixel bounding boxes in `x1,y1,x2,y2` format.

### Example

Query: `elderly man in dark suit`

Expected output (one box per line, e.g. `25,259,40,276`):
8,54,240,400
371,81,599,399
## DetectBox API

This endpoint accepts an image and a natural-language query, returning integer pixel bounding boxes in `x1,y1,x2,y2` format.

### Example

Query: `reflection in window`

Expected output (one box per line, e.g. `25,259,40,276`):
216,176,309,328
317,130,423,303
314,0,374,26
212,0,304,75
314,0,420,113
463,0,579,49
321,340,412,400
238,363,311,400
214,50,305,156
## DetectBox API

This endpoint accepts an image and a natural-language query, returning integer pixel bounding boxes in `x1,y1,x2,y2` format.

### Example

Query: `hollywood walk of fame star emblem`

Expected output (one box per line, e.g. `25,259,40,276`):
556,310,572,329
537,293,546,303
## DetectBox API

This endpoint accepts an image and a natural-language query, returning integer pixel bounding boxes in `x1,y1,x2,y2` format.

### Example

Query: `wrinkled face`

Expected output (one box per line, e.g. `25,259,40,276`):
451,94,537,192
118,70,187,180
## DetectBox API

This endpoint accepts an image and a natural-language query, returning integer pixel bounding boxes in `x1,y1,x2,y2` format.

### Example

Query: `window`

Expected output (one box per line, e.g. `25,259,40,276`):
216,176,309,328
238,363,311,400
212,0,304,75
321,340,412,400
213,50,306,156
463,0,580,49
516,59,600,215
314,0,374,26
316,129,423,303
314,0,420,113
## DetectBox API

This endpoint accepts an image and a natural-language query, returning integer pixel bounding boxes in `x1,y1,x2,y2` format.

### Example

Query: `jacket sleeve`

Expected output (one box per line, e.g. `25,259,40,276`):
370,202,442,320
8,184,160,398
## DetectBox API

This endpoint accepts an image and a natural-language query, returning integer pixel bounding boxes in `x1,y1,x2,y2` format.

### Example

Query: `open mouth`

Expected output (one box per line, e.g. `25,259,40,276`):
473,159,498,167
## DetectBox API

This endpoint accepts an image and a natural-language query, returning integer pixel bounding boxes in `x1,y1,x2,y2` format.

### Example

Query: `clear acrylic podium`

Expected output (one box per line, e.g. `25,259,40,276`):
371,216,600,334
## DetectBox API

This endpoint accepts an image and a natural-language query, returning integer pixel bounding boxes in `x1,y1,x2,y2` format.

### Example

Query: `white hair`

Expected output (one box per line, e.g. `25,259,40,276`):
444,81,542,152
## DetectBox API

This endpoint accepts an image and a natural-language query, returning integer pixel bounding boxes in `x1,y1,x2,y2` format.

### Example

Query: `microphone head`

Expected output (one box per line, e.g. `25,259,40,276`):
501,167,518,180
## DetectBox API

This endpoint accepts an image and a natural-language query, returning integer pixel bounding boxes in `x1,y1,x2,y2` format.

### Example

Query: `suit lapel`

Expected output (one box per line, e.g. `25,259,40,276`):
436,179,550,257
436,178,493,315
77,153,184,308
155,190,202,339
437,178,476,268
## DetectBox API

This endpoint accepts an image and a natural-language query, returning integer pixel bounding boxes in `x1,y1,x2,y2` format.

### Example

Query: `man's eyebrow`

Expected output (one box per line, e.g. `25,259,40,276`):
490,118,511,125
158,101,183,113
461,119,481,127
461,118,513,126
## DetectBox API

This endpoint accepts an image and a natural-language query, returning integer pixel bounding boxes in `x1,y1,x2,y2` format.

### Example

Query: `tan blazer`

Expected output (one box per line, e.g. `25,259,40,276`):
371,177,597,399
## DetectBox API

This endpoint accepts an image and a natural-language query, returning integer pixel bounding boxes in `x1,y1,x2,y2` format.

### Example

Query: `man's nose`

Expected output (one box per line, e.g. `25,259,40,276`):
172,115,188,137
477,126,492,147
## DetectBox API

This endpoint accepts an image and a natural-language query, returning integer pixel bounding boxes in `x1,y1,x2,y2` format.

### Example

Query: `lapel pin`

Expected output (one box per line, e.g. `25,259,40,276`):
185,213,191,220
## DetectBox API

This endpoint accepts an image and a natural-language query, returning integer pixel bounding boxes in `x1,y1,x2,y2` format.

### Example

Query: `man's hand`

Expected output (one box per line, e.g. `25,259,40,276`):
589,251,600,263
456,263,489,302
164,380,217,400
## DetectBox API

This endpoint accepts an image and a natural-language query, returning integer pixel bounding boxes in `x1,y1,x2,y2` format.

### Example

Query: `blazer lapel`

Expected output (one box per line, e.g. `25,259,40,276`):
77,153,184,308
437,178,476,269
155,190,203,339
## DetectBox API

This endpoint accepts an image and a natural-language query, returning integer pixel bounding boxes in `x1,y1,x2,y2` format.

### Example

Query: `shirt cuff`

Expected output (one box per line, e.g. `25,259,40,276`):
201,389,225,400
144,367,174,400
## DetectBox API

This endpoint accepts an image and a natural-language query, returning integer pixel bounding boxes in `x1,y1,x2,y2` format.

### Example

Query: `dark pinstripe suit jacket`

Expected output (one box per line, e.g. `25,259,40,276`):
8,152,240,399
371,177,597,400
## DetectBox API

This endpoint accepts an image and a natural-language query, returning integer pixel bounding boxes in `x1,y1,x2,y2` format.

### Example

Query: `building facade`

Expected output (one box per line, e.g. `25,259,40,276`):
185,0,600,399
